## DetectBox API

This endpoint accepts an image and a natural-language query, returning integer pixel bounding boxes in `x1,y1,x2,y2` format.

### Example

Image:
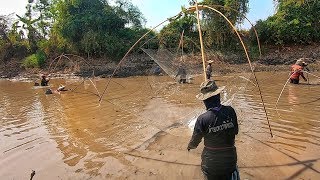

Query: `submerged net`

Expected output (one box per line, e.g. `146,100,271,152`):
140,43,256,128
62,31,263,152
141,48,203,79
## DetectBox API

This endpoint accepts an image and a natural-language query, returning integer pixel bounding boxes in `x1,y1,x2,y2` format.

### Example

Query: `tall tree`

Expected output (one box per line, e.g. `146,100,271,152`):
114,0,146,28
160,0,249,52
53,0,147,58
159,13,198,52
34,0,54,38
17,0,40,52
0,15,12,44
254,0,320,44
200,0,249,50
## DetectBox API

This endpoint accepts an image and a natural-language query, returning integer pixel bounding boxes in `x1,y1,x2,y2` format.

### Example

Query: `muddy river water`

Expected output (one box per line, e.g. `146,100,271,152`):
1,71,320,179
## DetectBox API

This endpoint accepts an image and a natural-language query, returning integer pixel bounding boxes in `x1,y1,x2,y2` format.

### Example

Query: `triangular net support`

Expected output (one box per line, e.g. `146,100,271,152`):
45,54,102,97
141,48,203,80
141,42,257,130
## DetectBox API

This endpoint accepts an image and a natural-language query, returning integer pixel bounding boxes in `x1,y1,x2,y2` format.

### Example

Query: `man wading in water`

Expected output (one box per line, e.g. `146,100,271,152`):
187,80,239,180
41,74,50,86
289,59,308,84
206,60,213,80
176,64,187,83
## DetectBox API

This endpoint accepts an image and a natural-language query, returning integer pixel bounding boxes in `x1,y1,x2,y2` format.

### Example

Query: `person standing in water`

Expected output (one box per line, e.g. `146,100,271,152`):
176,64,187,83
187,80,239,180
289,59,308,84
206,60,213,80
40,74,50,86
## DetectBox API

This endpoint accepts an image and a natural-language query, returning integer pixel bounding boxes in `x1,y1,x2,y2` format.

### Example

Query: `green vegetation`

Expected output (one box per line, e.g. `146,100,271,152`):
1,0,149,64
22,50,46,68
159,0,249,56
252,0,320,45
1,0,320,68
54,0,147,58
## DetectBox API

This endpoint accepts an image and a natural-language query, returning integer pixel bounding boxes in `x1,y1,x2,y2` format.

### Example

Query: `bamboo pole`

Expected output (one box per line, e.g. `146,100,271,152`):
99,13,182,103
209,4,262,57
194,5,273,137
195,0,207,81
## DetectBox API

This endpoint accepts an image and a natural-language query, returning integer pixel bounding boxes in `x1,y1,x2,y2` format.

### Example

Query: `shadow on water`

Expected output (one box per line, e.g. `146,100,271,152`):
243,133,320,175
1,71,320,179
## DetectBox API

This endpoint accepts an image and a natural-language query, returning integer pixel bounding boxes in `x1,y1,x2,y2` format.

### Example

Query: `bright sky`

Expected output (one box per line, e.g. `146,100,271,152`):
0,0,275,29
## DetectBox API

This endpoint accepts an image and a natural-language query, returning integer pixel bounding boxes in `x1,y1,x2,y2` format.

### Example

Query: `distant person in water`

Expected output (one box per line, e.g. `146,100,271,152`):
41,74,50,86
45,85,66,95
153,66,162,75
289,59,308,84
176,64,187,83
206,60,213,80
187,80,239,180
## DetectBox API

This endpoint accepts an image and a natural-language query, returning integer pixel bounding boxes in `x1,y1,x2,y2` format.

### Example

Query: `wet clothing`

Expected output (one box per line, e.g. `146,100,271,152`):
45,89,53,94
290,78,299,84
154,66,161,75
176,67,187,83
188,105,239,178
41,77,49,86
290,64,306,84
203,167,240,180
206,64,212,80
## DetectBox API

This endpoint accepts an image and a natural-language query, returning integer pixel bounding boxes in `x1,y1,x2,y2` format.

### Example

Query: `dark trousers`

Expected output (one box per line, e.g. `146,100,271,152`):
206,73,211,80
290,78,299,84
179,79,187,83
203,167,240,180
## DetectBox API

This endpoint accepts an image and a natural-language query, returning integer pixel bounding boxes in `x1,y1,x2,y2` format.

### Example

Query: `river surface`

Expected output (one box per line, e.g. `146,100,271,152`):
0,71,320,179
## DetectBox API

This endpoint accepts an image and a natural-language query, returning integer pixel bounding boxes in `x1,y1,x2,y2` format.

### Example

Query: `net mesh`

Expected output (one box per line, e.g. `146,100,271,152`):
141,43,255,128
141,48,203,80
61,33,258,151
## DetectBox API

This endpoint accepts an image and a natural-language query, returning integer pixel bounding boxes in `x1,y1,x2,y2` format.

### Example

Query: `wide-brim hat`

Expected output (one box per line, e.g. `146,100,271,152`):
207,60,214,64
295,58,307,66
196,80,225,100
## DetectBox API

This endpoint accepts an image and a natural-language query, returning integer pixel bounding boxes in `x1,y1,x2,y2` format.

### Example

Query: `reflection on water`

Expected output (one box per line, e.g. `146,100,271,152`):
0,71,320,179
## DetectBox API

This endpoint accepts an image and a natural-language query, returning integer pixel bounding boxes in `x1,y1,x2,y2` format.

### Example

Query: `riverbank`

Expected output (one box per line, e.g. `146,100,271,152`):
1,44,320,79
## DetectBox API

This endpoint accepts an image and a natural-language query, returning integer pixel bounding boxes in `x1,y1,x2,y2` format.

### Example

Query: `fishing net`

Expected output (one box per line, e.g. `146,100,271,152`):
44,54,103,97
141,48,203,80
58,29,262,152
40,33,263,155
93,43,258,152
141,43,255,101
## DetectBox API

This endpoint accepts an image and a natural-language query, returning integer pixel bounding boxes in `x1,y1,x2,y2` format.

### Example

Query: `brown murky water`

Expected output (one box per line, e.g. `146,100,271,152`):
1,72,320,179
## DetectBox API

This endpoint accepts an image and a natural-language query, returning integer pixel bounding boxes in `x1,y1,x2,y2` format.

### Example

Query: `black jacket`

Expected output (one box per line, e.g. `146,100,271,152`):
188,105,239,175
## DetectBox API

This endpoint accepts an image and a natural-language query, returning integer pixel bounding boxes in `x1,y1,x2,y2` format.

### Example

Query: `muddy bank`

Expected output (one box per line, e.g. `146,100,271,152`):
1,44,320,78
257,43,320,65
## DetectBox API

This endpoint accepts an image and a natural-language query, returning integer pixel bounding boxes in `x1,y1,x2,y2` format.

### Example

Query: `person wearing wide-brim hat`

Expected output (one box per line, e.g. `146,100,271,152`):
295,58,308,66
206,60,214,80
40,74,50,86
290,58,308,84
187,80,240,179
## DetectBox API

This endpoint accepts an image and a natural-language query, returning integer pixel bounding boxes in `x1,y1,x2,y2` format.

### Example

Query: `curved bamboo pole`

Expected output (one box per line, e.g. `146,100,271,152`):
209,4,262,57
48,53,94,73
177,30,185,56
195,0,207,81
276,71,320,109
193,5,273,137
275,76,292,109
99,13,183,103
98,4,271,136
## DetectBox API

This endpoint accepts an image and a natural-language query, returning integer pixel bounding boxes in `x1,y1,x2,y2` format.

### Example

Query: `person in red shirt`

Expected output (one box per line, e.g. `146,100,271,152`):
289,59,308,84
